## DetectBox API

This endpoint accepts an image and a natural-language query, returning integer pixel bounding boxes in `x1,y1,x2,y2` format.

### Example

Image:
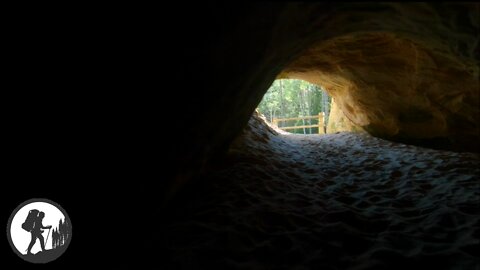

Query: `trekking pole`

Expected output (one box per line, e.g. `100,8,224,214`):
45,228,51,248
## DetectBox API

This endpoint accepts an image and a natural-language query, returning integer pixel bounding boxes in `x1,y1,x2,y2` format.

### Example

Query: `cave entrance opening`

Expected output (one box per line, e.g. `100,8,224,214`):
256,79,332,134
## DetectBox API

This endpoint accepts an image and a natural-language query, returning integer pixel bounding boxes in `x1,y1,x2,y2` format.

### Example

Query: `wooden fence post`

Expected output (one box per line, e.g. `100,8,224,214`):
318,112,324,134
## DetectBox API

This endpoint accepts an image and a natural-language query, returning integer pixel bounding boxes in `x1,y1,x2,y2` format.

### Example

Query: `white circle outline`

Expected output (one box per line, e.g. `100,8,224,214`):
6,198,72,263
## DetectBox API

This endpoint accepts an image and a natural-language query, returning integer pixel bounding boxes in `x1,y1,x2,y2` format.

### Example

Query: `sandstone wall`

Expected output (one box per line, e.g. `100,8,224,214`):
326,98,363,133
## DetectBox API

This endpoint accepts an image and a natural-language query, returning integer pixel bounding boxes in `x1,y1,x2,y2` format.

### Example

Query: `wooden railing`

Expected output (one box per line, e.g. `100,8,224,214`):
273,113,325,134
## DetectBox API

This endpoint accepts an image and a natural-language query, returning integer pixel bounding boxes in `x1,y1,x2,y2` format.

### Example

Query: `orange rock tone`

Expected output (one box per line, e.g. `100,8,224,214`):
281,31,478,151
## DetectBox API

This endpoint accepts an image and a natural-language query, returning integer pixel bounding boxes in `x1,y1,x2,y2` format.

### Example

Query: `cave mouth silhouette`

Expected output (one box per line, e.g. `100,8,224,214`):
159,21,479,266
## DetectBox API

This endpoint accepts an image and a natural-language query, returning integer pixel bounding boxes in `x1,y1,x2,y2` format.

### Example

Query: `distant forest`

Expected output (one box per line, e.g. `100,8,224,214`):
52,218,71,249
257,79,332,134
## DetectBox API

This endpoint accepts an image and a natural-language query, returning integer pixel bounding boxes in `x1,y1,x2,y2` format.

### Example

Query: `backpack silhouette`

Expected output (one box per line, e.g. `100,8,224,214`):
22,209,39,232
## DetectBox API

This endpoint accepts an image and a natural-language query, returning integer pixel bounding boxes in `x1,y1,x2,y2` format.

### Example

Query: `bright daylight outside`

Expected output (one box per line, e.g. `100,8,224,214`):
257,79,331,134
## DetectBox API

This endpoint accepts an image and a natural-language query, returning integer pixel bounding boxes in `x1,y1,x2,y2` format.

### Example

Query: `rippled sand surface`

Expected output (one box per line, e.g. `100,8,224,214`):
160,115,480,270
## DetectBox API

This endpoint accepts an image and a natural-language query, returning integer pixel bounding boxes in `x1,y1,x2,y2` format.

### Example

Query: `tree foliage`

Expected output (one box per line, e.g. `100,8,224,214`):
257,79,331,134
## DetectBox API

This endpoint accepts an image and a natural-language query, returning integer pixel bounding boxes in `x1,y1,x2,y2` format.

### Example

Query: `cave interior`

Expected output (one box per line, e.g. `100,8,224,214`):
3,3,480,269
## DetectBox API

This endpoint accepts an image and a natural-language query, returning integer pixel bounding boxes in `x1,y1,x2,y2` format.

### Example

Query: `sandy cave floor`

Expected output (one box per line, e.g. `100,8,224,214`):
161,116,480,270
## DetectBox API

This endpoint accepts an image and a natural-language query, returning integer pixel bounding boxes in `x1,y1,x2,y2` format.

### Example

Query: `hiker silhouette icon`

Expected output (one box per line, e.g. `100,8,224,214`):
7,198,72,263
25,210,52,255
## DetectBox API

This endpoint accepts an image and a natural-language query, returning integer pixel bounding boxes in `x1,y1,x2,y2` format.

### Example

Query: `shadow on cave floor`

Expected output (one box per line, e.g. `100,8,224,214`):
159,113,480,270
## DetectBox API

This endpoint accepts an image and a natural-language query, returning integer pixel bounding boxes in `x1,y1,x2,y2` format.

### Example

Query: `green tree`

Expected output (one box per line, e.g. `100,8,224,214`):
257,79,331,134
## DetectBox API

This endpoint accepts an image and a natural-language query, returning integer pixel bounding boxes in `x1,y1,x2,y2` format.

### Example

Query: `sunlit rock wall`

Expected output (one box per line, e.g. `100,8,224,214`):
327,98,363,133
280,5,479,151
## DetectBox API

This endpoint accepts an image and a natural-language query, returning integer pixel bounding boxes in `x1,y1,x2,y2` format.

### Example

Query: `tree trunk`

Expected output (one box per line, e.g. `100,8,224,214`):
321,87,329,132
307,85,312,134
298,89,306,134
279,80,286,120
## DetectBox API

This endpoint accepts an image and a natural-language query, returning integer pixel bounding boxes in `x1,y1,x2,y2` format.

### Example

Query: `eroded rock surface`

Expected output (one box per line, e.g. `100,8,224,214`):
282,30,479,151
327,98,363,133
